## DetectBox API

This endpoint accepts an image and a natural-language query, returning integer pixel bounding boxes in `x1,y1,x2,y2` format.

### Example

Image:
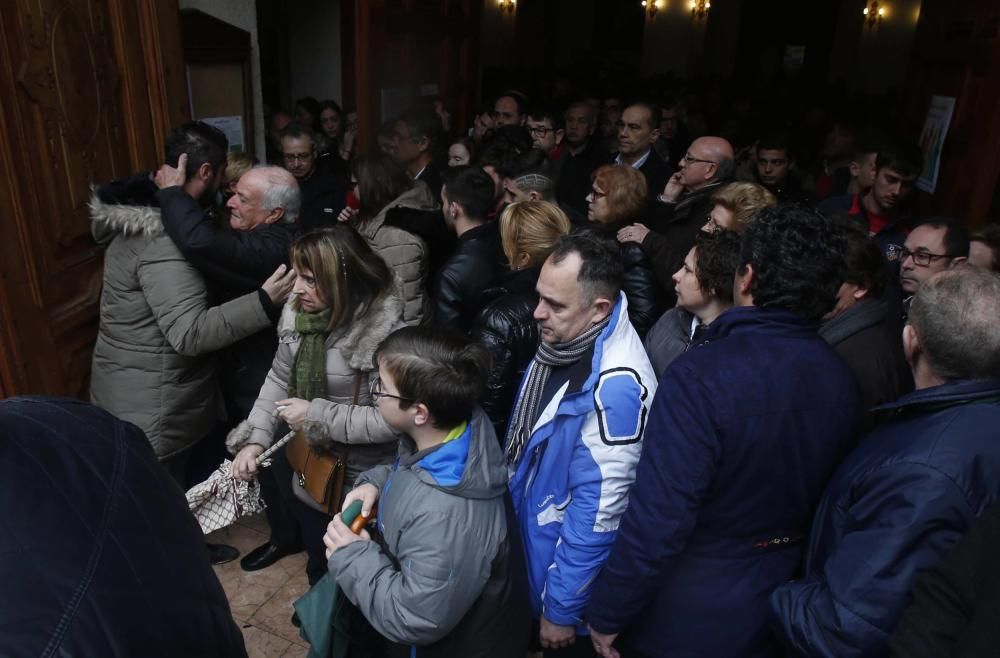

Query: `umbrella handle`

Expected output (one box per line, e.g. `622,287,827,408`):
255,430,296,467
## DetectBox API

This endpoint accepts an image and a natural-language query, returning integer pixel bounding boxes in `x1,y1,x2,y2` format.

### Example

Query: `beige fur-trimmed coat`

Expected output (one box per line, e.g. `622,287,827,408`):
88,188,271,459
227,285,405,486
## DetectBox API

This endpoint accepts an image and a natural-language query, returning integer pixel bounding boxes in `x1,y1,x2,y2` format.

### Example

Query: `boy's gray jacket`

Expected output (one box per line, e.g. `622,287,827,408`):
327,408,529,657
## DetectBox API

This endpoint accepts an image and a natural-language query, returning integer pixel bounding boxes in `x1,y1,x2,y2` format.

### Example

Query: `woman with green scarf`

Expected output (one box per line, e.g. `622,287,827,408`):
228,225,405,585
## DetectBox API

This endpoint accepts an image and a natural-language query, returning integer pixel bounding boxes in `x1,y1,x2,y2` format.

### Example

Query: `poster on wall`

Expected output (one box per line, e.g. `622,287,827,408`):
201,116,245,153
916,96,956,194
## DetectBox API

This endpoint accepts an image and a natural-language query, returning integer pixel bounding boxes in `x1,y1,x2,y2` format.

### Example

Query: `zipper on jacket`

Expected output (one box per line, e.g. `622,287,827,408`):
523,445,542,497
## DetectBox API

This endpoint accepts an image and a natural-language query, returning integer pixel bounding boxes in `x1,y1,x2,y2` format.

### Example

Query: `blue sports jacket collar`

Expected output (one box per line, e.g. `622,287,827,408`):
872,378,1000,413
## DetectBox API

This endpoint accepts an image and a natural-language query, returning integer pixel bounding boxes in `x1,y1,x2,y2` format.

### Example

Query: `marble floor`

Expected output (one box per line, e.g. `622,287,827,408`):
208,514,311,658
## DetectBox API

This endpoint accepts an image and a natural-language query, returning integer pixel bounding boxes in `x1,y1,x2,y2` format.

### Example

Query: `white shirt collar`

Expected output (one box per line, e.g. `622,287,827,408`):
615,149,651,170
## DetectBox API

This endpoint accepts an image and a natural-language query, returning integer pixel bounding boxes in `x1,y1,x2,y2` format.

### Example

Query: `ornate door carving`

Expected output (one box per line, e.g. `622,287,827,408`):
0,0,187,397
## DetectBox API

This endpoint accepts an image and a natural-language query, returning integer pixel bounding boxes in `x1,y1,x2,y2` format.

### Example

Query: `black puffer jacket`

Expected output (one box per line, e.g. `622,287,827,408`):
471,267,541,440
0,397,246,657
433,222,507,332
591,223,667,339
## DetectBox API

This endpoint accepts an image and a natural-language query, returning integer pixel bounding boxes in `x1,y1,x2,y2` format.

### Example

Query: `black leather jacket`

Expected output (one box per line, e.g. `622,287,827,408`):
432,222,506,332
590,222,667,339
471,267,541,441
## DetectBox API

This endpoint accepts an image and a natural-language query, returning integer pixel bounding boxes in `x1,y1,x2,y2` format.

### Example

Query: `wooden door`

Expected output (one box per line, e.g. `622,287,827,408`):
0,0,188,398
346,0,484,151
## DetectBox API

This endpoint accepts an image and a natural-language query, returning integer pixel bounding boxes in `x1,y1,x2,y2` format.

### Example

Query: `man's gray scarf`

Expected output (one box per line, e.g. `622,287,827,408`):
505,316,611,465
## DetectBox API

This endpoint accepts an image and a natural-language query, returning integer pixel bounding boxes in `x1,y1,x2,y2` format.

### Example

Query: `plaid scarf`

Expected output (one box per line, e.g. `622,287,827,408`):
505,316,611,465
287,310,332,403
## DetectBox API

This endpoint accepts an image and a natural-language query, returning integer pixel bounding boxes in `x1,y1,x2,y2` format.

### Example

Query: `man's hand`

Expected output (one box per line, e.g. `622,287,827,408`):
275,397,310,431
231,443,265,481
588,625,621,658
661,171,685,203
616,223,650,245
154,153,188,190
337,207,357,223
539,617,577,650
342,483,380,517
261,264,296,305
324,513,371,559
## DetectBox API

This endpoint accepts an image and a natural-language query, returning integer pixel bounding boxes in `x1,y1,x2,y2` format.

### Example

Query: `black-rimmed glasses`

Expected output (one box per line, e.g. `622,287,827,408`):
898,247,955,267
369,377,413,404
681,153,717,166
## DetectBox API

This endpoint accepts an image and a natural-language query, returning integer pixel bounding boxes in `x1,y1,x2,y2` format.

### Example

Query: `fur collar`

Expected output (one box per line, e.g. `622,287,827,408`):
278,281,405,371
88,189,165,239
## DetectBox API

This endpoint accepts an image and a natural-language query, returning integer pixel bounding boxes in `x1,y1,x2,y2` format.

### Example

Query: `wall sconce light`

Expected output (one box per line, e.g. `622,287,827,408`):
641,0,661,20
862,1,886,28
498,0,516,16
689,0,711,20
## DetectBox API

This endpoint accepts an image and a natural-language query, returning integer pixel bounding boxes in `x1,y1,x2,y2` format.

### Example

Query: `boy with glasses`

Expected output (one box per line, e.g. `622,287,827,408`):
324,327,529,658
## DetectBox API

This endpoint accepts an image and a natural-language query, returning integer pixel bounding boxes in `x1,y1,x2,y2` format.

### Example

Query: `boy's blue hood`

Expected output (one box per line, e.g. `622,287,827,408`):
399,408,507,500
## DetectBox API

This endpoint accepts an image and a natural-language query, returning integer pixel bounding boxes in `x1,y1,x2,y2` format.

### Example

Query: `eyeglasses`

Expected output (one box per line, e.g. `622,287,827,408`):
283,153,314,163
529,126,556,137
898,247,955,267
369,377,413,404
681,153,718,166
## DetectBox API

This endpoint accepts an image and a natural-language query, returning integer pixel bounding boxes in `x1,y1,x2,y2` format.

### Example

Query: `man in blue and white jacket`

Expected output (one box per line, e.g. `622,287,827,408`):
505,232,657,656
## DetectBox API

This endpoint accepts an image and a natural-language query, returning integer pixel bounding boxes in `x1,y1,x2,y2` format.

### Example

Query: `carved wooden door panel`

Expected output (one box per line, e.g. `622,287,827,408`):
0,0,187,398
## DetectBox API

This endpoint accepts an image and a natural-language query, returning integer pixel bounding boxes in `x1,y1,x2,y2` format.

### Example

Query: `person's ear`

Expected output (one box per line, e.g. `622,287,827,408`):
853,285,869,301
265,207,285,225
736,263,755,299
412,403,432,428
196,161,214,183
650,125,661,143
555,129,565,145
902,324,920,366
948,256,968,269
514,251,532,270
528,191,542,202
416,136,430,154
849,161,861,177
591,295,614,323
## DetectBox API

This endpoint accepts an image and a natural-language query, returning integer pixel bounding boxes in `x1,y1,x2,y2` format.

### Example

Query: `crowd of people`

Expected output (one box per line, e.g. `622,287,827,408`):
16,82,1000,658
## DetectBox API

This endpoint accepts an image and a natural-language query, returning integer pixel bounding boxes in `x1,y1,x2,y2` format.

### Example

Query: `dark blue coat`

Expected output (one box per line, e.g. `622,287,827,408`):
586,306,863,658
0,397,246,658
770,379,1000,658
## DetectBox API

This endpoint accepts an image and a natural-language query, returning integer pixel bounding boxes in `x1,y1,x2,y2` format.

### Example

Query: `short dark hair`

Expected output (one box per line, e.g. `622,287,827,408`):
908,267,1000,381
279,122,317,148
693,231,742,303
507,148,551,179
164,121,228,179
757,130,794,158
441,166,496,220
739,204,846,321
623,101,662,131
875,141,924,178
495,91,529,117
527,106,564,131
914,217,971,259
398,108,441,149
549,232,624,303
375,326,491,429
970,224,1000,272
831,216,886,298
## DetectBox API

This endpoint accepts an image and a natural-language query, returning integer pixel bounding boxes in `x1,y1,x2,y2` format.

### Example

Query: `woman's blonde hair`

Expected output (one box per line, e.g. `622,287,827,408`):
289,225,393,331
591,165,649,225
710,182,776,231
223,151,255,188
499,201,571,268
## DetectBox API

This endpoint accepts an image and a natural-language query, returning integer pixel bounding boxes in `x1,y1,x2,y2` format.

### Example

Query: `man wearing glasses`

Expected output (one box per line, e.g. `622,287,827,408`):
899,219,969,312
618,136,735,293
527,107,567,165
280,124,347,233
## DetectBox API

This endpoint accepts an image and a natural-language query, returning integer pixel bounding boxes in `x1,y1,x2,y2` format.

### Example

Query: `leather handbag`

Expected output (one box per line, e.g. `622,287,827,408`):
285,374,362,516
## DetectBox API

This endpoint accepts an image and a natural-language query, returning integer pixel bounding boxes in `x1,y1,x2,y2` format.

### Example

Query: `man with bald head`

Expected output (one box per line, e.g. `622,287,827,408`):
618,136,736,295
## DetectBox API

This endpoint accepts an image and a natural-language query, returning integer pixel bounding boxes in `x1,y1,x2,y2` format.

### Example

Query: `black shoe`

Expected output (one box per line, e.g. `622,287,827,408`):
207,543,240,566
240,541,302,572
291,612,301,628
